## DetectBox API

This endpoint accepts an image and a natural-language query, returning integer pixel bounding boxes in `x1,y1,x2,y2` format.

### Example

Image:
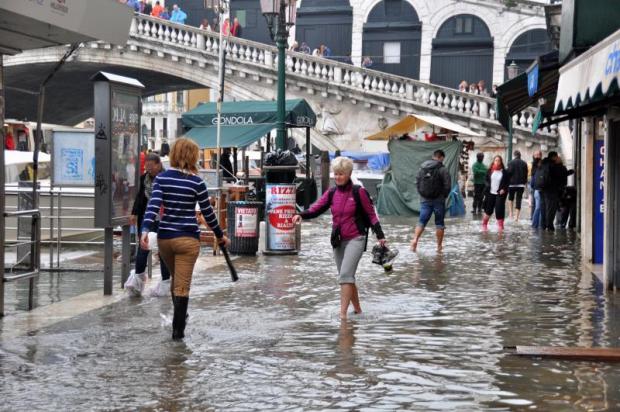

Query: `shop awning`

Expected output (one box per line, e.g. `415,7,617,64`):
555,28,620,113
496,50,560,132
365,113,481,140
182,99,316,129
0,0,132,54
184,123,275,149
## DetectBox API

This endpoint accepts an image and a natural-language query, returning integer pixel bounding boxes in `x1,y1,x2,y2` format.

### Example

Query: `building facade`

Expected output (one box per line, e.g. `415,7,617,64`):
171,0,552,88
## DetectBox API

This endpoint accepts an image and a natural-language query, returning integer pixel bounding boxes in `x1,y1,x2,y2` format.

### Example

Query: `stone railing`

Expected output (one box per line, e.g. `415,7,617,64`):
129,14,556,137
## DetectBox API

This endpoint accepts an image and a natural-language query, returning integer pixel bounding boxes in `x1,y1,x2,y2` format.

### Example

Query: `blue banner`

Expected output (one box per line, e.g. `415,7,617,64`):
594,139,605,264
527,64,539,97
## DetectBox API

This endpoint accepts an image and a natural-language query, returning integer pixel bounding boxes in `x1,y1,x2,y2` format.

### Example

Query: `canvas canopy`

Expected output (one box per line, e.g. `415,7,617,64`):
366,114,481,141
184,123,275,149
182,99,316,129
376,140,462,216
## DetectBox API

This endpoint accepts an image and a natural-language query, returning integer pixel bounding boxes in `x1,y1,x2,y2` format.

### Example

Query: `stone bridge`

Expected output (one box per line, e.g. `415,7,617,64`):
4,14,558,151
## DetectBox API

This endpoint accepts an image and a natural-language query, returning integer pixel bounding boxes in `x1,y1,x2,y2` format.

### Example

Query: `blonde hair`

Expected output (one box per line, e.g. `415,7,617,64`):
170,138,199,174
332,156,353,175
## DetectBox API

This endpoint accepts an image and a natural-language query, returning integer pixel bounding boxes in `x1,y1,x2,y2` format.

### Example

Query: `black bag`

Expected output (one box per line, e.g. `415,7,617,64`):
534,161,550,190
330,227,342,248
417,164,443,199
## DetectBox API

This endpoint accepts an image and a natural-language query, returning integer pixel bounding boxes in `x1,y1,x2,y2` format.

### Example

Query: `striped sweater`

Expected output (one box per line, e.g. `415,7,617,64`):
141,168,224,240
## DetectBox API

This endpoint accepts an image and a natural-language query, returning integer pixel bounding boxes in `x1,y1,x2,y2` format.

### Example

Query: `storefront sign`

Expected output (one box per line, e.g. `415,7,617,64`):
235,207,258,237
594,134,605,264
266,184,296,250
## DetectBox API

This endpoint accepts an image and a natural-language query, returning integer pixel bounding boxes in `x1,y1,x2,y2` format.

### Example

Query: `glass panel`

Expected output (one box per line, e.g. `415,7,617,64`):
235,10,247,27
464,17,473,34
384,42,401,64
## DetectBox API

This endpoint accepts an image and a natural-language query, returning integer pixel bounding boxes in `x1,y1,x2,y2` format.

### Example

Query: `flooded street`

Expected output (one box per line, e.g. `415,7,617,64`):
1,215,620,411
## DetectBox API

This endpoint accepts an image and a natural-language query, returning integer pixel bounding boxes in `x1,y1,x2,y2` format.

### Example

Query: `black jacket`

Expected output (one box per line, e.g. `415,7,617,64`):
507,158,528,186
548,162,574,193
484,168,511,196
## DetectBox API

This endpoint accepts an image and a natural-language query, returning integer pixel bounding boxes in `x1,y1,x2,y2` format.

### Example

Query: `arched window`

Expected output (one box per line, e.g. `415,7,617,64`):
505,29,552,80
430,14,494,90
362,0,422,78
295,0,353,63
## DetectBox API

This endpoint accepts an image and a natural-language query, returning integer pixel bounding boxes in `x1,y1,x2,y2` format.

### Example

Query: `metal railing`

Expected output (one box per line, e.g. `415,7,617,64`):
3,208,40,311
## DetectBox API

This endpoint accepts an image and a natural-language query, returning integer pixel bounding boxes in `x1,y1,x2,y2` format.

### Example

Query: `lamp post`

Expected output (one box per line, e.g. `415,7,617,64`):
205,0,229,187
261,0,296,151
505,61,520,161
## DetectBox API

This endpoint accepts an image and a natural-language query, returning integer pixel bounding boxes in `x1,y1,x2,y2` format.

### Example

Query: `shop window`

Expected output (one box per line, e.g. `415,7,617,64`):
384,42,401,64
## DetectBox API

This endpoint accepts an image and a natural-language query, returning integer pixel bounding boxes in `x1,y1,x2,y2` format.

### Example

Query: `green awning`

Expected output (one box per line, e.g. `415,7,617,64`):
496,50,559,132
182,99,316,128
184,123,275,149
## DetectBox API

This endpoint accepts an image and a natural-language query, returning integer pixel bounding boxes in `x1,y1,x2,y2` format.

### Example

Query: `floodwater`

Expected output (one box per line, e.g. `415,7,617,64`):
1,215,620,411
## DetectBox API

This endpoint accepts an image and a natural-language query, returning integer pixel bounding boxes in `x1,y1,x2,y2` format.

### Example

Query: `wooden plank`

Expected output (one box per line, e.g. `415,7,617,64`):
505,346,620,361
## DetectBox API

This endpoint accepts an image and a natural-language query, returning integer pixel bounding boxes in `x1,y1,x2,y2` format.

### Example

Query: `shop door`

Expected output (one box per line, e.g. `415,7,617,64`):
608,118,620,288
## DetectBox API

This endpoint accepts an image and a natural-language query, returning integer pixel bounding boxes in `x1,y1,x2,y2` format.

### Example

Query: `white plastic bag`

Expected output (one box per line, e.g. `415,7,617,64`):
124,269,146,297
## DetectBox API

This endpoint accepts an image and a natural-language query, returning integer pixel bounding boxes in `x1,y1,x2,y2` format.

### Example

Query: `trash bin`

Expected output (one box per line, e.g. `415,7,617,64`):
227,201,262,255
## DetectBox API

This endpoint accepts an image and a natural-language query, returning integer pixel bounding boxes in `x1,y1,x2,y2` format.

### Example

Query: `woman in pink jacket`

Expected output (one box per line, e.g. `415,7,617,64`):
293,157,386,320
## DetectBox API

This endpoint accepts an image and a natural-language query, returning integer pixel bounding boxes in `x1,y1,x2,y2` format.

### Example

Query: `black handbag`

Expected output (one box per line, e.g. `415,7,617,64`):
330,227,342,248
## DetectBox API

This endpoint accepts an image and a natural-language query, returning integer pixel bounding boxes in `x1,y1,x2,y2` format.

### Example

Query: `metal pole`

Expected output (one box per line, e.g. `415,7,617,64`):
215,11,226,189
0,54,6,316
49,188,54,268
275,0,288,151
104,227,113,295
305,127,311,180
56,190,61,267
121,225,130,287
507,121,513,162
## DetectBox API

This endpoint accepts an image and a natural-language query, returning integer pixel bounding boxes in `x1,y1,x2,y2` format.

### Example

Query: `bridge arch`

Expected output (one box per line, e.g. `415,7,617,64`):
430,14,494,90
504,28,552,80
362,0,422,79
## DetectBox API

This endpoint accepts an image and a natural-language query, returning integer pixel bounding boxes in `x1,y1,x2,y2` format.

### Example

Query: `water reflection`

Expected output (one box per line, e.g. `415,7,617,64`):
1,216,620,410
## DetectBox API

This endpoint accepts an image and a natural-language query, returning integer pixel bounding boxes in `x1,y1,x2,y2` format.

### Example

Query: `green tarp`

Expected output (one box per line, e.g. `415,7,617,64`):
376,140,462,216
184,123,275,149
182,99,317,128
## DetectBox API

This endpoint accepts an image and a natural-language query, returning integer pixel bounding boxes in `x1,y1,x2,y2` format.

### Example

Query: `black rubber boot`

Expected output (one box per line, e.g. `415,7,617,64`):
172,296,189,341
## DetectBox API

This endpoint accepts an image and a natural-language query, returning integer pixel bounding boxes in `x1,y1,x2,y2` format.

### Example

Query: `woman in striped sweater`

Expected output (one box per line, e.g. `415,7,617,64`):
140,138,229,340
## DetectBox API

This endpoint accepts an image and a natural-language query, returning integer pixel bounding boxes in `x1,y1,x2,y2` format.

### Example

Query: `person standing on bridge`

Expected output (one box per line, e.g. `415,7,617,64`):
231,17,242,37
170,4,187,24
292,157,387,320
411,150,452,252
126,153,171,297
140,138,229,340
151,1,163,18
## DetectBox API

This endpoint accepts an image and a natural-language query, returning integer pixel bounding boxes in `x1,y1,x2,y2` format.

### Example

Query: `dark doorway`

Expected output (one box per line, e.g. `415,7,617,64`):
607,118,620,289
505,29,553,80
362,0,422,79
295,0,353,63
430,14,493,90
230,0,272,44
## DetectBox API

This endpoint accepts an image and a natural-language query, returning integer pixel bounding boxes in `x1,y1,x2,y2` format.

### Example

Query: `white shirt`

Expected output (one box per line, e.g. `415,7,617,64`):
490,170,503,195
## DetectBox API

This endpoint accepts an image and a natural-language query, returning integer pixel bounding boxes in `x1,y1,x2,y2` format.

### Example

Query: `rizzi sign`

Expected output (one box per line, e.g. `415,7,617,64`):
211,116,254,126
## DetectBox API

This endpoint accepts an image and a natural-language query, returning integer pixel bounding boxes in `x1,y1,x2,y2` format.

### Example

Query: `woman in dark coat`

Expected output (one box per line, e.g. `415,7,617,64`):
482,155,511,231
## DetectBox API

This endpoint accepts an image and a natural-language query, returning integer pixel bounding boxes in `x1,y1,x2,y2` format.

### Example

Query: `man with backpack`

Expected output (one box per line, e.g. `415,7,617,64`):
535,151,573,231
411,150,452,252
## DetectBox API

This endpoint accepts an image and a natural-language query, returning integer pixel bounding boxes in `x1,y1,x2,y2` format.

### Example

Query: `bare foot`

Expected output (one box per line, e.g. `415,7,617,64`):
411,238,418,252
437,245,443,253
340,313,348,320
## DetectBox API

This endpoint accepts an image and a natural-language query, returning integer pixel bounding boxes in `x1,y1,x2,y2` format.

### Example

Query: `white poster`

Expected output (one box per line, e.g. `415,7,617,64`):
266,184,296,250
52,130,95,186
235,207,258,237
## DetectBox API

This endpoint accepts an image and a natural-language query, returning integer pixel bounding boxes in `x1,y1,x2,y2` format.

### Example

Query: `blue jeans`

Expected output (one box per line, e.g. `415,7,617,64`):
418,199,446,229
532,190,542,228
135,246,170,280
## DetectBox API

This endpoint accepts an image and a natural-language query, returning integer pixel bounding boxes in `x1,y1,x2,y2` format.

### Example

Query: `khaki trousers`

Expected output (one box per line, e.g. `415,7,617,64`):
158,237,200,297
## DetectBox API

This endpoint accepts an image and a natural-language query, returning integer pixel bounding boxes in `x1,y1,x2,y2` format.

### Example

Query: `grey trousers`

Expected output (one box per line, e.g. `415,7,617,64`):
334,236,366,284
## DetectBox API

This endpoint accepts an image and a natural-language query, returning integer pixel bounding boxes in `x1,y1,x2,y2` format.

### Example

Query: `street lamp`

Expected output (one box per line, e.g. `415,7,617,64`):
507,61,519,80
261,0,296,150
205,0,229,187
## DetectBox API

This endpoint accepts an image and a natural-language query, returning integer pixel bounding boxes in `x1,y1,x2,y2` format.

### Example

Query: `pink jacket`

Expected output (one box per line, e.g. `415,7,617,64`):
301,183,382,241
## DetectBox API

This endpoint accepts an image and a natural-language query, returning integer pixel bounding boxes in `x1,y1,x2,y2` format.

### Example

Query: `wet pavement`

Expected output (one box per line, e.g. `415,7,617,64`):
1,214,620,411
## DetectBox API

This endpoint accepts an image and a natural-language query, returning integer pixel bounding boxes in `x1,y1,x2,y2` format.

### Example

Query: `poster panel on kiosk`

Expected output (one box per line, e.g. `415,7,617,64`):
51,129,95,187
266,183,297,251
92,72,144,228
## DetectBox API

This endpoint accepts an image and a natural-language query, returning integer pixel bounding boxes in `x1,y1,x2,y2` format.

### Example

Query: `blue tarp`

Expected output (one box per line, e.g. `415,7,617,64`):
330,151,391,171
